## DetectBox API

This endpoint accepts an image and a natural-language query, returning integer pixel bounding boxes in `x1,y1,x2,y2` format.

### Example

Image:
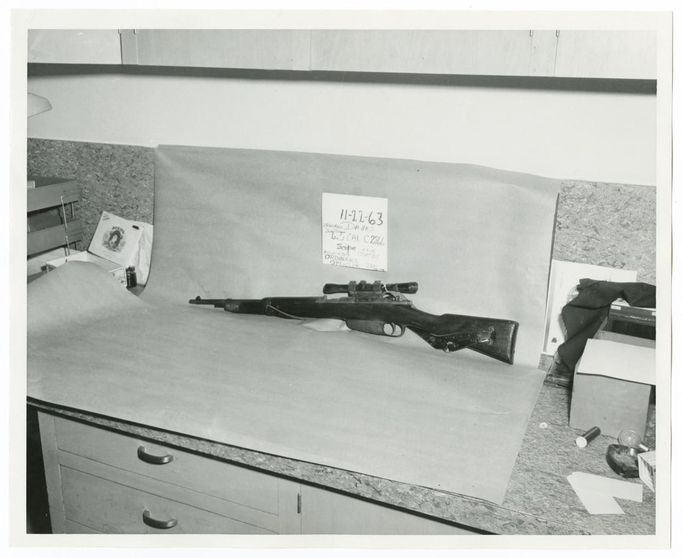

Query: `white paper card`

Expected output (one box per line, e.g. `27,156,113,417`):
322,193,388,271
89,211,143,268
542,260,637,355
568,472,642,514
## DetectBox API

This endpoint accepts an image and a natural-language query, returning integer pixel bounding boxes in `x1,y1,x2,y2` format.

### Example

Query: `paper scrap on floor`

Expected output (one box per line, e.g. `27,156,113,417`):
568,472,643,514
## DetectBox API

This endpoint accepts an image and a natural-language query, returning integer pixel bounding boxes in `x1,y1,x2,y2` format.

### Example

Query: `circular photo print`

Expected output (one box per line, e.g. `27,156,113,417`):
103,226,126,252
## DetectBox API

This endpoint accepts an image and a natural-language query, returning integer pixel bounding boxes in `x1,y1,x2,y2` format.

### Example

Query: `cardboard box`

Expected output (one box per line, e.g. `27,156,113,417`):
569,338,655,438
46,250,127,287
594,330,656,348
89,211,153,286
638,451,656,492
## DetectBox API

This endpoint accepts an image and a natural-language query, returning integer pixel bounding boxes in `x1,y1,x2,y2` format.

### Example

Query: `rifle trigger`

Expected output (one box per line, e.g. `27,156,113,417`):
390,323,406,337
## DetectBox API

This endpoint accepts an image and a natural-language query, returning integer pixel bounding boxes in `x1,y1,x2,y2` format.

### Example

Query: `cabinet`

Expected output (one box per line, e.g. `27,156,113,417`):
299,485,474,535
121,29,310,70
310,30,535,76
38,412,301,534
36,412,474,534
554,30,656,80
28,30,123,64
28,29,657,80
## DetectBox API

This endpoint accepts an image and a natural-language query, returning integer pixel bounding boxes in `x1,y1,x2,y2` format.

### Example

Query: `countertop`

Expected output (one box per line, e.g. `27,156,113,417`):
28,381,656,536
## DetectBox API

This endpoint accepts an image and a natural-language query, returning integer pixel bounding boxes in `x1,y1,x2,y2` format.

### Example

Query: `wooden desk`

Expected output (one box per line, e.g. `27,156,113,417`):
28,382,655,535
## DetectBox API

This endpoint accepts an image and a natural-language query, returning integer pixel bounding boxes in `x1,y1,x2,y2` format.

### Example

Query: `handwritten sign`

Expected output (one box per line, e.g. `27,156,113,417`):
322,193,388,271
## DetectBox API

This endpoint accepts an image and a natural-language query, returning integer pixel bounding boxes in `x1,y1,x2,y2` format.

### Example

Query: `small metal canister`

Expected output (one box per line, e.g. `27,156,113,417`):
576,426,601,448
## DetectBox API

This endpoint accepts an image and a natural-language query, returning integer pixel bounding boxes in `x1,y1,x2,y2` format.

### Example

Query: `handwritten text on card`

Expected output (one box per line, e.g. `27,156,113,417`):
322,193,388,271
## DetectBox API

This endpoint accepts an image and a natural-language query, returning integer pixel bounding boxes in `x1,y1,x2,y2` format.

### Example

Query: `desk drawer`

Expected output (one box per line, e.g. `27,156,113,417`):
61,466,273,534
53,416,279,514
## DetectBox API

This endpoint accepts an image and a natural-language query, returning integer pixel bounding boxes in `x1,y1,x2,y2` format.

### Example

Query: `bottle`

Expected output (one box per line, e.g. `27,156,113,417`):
617,428,649,452
126,266,137,289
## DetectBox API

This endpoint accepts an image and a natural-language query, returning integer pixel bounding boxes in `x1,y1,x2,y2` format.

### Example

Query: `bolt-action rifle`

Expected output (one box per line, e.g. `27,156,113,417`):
190,280,518,364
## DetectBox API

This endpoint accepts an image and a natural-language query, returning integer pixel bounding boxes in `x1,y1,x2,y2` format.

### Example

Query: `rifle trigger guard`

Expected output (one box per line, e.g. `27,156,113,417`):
345,319,405,338
386,323,406,337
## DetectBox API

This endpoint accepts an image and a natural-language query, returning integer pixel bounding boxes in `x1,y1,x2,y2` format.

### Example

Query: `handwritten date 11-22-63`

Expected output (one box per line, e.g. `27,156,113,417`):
339,209,384,226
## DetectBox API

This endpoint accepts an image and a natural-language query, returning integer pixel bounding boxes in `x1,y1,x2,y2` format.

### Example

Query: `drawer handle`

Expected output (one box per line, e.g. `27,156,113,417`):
142,509,177,530
137,445,174,465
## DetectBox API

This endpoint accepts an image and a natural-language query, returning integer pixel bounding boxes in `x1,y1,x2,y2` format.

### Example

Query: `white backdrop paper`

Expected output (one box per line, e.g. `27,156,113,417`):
146,146,560,366
28,146,560,505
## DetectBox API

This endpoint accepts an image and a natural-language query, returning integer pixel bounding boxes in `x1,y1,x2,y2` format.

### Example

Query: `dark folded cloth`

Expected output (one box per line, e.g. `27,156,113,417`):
551,279,656,384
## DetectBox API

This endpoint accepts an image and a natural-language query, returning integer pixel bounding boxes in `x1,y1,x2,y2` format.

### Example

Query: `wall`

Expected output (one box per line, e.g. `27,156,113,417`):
26,138,656,285
26,65,657,284
27,66,656,186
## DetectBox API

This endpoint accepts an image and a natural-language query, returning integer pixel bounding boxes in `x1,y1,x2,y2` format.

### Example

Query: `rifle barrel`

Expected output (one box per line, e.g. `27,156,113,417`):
189,297,227,308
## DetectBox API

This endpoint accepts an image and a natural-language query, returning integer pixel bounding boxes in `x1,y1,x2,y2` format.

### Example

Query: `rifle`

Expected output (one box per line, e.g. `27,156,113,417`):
189,280,519,364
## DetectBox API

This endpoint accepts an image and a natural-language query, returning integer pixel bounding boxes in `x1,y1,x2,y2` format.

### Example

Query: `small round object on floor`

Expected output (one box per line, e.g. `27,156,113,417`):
606,444,640,478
